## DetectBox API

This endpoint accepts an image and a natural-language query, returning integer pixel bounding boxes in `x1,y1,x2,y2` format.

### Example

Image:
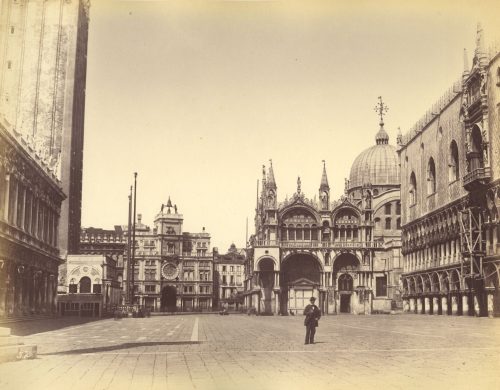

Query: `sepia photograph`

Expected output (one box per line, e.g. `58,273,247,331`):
0,0,499,389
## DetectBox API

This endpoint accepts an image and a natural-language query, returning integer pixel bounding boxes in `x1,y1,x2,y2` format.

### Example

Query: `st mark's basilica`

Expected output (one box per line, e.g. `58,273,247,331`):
244,99,403,315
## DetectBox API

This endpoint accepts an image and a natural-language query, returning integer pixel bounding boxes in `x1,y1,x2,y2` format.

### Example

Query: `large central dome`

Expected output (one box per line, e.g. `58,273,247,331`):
348,123,400,191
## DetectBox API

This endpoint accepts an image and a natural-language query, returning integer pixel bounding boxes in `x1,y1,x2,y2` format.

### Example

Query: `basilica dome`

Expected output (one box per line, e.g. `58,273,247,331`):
348,124,400,191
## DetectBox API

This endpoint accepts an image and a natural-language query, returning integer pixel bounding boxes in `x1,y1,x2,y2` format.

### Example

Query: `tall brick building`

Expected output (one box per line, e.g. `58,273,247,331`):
0,0,90,256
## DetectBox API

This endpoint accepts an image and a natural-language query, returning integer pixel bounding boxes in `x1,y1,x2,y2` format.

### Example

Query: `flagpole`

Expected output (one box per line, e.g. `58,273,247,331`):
126,185,132,304
131,172,138,305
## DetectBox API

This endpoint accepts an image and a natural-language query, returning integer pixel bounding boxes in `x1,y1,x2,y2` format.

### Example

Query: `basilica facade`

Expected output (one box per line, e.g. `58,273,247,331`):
244,110,403,315
399,28,500,317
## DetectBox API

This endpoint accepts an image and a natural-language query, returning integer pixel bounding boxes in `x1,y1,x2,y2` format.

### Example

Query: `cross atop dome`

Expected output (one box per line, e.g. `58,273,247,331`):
374,96,390,145
374,96,389,126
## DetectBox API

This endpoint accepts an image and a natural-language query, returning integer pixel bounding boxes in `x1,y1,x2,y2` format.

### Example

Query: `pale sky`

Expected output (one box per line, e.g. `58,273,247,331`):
81,0,499,251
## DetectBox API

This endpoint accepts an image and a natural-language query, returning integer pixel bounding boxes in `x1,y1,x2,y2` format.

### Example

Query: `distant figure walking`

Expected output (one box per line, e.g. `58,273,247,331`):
303,297,321,345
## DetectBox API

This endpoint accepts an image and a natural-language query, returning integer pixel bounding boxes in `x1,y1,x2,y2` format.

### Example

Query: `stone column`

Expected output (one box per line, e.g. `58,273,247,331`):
441,296,447,315
416,297,422,314
487,293,495,318
462,295,469,316
409,298,415,313
2,174,10,221
0,267,6,317
473,295,480,317
403,299,410,313
275,291,280,314
451,295,458,315
424,297,430,314
433,297,439,315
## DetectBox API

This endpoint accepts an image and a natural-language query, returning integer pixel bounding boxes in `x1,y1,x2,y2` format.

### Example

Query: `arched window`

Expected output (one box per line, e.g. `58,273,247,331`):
79,276,91,293
311,225,318,241
296,224,303,241
304,224,310,240
470,125,484,171
338,274,353,291
449,141,459,182
396,218,401,229
409,172,417,205
374,217,381,229
427,158,436,195
385,203,391,215
396,201,401,215
385,218,391,230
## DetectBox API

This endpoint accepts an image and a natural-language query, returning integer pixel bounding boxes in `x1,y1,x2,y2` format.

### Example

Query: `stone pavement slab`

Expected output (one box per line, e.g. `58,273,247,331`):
0,315,499,389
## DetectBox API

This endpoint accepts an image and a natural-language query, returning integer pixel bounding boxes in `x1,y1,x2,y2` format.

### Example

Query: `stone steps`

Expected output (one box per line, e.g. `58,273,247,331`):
0,327,37,363
0,314,58,325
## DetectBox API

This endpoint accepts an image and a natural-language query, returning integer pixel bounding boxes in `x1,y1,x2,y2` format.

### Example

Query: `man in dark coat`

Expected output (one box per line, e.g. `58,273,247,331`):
303,297,321,345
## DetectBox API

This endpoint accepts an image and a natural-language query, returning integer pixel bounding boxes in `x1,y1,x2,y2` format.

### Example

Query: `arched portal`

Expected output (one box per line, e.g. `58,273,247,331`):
332,253,360,314
338,274,354,313
281,253,321,315
79,276,91,293
161,285,177,313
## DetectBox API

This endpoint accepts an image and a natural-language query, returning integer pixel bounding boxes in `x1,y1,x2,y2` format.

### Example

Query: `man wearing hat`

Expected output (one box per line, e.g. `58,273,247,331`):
303,297,321,345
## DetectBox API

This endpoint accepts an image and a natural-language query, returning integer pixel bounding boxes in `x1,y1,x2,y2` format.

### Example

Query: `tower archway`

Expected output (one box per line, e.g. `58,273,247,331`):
161,285,177,313
258,258,275,314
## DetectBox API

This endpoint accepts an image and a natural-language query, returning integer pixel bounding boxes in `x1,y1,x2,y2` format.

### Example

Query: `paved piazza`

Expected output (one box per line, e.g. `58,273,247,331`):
1,315,499,390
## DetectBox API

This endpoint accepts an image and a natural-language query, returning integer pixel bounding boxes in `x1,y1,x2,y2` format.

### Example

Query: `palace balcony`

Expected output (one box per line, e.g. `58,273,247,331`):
463,167,491,191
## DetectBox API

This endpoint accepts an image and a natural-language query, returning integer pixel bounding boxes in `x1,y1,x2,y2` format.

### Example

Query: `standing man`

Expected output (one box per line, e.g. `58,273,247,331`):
303,297,321,345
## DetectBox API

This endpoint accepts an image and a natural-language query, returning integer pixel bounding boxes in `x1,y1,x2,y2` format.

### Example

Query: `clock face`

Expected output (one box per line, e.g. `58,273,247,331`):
162,263,179,280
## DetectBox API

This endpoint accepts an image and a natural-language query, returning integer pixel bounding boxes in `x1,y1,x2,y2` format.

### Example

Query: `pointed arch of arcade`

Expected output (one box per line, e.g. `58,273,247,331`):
449,269,462,291
429,272,440,293
402,278,409,295
484,263,500,290
440,272,450,293
331,205,361,222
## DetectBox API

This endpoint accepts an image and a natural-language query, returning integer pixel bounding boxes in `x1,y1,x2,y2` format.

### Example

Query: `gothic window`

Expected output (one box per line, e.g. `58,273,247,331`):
396,218,401,229
374,217,381,229
385,218,391,230
427,158,436,195
385,203,391,215
449,140,460,182
409,172,417,205
470,125,484,171
396,201,401,215
338,274,353,291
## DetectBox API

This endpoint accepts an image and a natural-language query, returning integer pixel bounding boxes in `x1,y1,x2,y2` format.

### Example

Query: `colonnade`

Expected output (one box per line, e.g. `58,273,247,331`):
0,261,58,318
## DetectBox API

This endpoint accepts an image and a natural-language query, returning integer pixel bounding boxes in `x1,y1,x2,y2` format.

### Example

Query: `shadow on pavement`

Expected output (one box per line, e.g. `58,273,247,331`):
9,317,104,336
39,341,201,356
